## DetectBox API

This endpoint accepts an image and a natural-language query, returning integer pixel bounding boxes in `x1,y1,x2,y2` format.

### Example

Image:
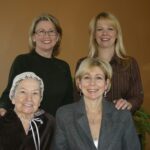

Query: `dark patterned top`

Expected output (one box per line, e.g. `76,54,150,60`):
74,55,144,113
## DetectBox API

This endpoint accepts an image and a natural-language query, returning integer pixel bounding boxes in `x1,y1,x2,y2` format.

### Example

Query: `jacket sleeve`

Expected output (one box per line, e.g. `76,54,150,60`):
127,57,144,112
52,108,69,150
122,111,141,150
61,62,74,105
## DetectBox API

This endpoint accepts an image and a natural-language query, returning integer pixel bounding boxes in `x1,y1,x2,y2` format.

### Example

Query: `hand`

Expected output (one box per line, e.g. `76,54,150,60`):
0,108,7,116
113,98,132,110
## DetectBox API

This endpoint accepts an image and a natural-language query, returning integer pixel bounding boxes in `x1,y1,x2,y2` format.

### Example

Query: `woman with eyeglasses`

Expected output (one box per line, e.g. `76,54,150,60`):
0,13,73,117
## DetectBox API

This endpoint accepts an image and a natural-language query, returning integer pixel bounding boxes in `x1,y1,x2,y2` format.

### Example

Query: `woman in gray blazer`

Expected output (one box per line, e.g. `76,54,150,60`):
53,58,140,150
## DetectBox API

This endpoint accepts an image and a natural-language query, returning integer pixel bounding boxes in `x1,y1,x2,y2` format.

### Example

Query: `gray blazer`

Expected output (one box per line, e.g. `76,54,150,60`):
53,98,141,150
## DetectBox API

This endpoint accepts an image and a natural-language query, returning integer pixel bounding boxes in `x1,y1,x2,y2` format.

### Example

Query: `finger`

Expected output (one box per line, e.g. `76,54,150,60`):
121,102,129,110
115,100,125,110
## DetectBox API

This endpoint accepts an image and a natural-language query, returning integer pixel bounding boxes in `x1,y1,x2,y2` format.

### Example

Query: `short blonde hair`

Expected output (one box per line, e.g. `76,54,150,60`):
75,57,112,91
29,13,62,56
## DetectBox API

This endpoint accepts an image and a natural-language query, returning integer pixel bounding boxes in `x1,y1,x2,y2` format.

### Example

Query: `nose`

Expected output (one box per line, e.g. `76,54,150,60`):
102,29,107,35
89,78,96,85
26,93,32,101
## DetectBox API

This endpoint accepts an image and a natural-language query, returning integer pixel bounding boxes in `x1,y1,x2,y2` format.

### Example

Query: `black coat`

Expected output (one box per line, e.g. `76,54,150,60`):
0,109,55,150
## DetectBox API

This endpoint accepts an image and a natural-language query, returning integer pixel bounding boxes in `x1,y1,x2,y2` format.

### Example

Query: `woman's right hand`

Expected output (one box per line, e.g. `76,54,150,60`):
0,108,7,116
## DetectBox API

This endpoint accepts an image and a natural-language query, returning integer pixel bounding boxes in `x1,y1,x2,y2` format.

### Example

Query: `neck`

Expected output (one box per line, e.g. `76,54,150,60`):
14,109,33,121
84,98,102,113
98,47,114,62
35,48,53,58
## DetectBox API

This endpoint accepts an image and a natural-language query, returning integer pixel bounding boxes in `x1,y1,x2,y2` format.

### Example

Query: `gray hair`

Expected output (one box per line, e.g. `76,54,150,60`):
9,72,44,100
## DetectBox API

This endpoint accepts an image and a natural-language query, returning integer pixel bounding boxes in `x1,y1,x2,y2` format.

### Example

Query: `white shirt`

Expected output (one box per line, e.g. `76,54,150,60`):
93,139,98,149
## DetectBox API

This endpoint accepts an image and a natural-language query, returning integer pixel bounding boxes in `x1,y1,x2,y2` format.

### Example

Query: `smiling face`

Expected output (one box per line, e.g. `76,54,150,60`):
95,19,117,49
32,20,59,53
12,78,41,116
78,66,109,101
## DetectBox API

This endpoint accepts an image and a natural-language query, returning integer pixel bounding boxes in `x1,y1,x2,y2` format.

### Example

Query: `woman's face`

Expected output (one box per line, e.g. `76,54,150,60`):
78,66,109,101
12,78,41,116
95,19,117,49
32,20,59,52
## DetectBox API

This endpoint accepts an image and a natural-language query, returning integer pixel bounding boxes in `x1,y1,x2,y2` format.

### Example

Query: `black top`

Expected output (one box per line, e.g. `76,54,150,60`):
0,50,73,116
0,109,55,150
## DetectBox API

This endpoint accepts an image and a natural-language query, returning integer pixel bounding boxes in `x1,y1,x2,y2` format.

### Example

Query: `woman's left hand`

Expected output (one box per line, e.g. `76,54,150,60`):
113,98,132,110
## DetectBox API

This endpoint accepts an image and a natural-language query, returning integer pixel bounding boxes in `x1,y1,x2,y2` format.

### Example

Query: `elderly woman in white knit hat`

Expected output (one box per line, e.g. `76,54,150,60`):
0,72,55,150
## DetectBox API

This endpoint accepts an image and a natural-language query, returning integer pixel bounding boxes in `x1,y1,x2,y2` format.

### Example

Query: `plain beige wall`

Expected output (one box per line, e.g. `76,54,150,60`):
0,0,150,149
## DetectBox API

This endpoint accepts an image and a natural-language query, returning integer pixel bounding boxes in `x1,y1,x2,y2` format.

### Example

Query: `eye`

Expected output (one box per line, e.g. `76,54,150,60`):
20,90,26,94
35,30,45,36
108,27,114,31
48,30,55,33
82,75,90,80
32,91,40,95
96,76,103,80
39,30,45,33
96,28,103,31
16,90,26,96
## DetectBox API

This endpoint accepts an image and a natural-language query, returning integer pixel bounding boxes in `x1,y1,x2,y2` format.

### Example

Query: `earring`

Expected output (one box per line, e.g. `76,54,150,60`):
104,90,107,97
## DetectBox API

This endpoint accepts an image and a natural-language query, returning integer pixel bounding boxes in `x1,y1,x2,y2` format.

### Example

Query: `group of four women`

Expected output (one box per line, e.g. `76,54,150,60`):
0,11,143,150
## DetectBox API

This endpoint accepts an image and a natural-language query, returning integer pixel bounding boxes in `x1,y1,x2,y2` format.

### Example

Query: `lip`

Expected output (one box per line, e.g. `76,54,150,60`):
42,40,51,44
87,89,99,93
100,37,110,41
23,103,33,107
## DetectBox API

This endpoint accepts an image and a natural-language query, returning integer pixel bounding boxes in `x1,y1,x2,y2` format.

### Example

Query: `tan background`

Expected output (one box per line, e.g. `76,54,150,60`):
0,0,150,149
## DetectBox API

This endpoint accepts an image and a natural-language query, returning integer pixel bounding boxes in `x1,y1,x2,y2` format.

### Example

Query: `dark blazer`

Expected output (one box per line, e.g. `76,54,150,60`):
53,98,140,150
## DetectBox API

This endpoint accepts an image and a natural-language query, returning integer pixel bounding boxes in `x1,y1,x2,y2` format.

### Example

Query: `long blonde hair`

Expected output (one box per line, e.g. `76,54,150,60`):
88,12,127,59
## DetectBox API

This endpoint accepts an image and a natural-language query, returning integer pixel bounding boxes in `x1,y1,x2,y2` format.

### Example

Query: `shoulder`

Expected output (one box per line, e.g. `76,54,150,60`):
13,52,32,63
53,57,69,65
56,102,77,119
125,56,140,71
44,112,55,123
0,110,18,128
116,56,139,71
104,100,132,122
127,56,138,64
52,58,71,75
35,110,55,128
53,57,70,68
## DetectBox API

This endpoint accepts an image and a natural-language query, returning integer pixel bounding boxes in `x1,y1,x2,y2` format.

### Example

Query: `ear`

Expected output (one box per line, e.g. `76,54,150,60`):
56,34,60,42
11,98,15,105
105,79,110,91
32,34,36,42
76,78,82,90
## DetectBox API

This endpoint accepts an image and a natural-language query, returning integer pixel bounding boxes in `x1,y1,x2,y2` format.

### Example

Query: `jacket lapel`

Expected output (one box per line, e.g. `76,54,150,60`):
75,98,96,149
98,100,114,149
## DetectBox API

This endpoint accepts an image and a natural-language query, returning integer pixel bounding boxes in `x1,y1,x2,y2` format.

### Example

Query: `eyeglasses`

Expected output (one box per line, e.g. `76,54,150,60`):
35,29,58,36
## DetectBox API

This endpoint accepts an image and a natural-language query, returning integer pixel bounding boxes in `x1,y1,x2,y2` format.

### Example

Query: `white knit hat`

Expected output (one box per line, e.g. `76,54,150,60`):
9,72,44,101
